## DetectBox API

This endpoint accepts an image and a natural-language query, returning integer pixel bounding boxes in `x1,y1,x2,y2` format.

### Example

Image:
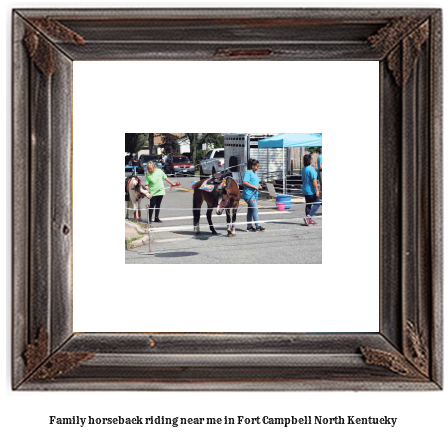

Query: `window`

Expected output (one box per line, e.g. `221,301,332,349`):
173,156,190,163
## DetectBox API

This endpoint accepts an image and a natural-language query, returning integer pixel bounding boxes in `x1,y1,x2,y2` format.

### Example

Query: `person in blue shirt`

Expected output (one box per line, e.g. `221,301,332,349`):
301,154,321,226
317,148,322,191
242,158,265,232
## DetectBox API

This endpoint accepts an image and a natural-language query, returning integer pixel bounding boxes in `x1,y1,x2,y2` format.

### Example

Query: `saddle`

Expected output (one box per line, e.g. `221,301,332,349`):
209,172,224,184
200,172,229,193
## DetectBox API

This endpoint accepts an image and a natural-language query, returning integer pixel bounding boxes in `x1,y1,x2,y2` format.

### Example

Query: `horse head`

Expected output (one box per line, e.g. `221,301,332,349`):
216,178,240,215
128,177,151,199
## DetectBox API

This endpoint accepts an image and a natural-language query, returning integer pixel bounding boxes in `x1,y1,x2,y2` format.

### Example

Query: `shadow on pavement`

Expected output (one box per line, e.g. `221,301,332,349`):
154,252,198,258
171,231,225,240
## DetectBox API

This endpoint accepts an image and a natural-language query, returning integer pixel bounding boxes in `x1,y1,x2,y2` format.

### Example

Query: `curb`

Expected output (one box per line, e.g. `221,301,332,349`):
125,220,149,250
126,234,149,250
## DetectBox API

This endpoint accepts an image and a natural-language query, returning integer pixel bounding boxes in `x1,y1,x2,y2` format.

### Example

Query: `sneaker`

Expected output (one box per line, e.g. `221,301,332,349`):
303,217,310,226
255,226,266,231
246,226,256,232
154,218,162,223
309,219,318,225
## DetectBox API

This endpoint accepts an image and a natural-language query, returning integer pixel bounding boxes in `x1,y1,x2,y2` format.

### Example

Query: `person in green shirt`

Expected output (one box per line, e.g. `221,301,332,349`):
144,161,176,223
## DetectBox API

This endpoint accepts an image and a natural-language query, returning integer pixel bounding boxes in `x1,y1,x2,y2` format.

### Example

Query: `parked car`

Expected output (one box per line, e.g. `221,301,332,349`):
139,154,164,171
125,154,144,175
164,154,195,176
200,148,225,176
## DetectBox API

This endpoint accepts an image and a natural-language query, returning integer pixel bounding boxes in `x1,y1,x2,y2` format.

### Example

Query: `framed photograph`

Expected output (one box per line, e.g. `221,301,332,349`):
12,8,442,390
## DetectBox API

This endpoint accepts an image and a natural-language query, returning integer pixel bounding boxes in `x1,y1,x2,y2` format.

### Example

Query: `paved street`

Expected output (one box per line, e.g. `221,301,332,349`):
125,173,322,264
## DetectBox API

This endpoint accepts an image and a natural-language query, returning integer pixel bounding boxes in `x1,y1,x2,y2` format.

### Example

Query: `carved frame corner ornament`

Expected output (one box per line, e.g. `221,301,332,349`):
405,320,429,377
24,328,95,381
12,8,442,390
23,18,85,77
368,17,431,86
360,320,429,379
360,346,424,379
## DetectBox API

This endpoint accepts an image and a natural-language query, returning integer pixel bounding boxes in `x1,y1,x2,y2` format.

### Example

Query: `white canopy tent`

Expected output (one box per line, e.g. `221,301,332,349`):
258,133,322,194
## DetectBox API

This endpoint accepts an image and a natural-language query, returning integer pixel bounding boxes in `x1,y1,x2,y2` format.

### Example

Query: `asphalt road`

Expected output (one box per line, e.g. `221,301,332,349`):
125,172,322,264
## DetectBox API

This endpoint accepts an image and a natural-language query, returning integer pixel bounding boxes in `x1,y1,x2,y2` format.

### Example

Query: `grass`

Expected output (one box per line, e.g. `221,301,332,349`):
125,235,144,250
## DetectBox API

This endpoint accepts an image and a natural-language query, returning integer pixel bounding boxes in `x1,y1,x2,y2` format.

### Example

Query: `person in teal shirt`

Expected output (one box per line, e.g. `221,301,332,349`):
301,154,321,226
144,161,176,223
242,158,265,232
317,148,322,191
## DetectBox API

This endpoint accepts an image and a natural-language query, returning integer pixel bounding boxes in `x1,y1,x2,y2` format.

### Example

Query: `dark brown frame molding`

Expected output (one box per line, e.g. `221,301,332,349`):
12,8,443,390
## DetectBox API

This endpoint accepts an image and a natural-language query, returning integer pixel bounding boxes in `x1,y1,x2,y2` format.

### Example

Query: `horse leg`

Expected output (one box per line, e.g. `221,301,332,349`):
231,208,237,236
193,191,201,235
130,195,138,220
225,209,233,237
207,206,218,235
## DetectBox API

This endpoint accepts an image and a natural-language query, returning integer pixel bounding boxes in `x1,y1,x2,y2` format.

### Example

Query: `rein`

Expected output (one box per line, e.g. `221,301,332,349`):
235,188,257,213
218,178,233,208
218,182,257,213
218,193,231,208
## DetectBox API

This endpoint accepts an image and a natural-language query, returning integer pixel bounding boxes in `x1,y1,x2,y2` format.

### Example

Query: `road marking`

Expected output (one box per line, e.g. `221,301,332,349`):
153,237,189,243
148,216,307,232
152,226,322,243
152,211,290,222
171,187,193,193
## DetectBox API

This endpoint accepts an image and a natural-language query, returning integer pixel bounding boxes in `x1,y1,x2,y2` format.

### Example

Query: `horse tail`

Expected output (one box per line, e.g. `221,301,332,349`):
193,187,199,226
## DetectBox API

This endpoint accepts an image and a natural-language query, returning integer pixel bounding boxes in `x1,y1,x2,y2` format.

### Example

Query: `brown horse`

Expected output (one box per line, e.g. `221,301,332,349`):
193,177,241,237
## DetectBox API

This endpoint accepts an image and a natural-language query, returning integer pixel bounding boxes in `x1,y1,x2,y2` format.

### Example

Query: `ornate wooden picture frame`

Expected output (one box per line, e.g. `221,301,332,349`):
12,8,442,390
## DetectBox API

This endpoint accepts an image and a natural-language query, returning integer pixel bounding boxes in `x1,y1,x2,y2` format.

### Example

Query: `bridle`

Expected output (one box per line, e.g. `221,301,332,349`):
218,192,232,209
126,176,140,193
218,186,257,213
126,176,146,199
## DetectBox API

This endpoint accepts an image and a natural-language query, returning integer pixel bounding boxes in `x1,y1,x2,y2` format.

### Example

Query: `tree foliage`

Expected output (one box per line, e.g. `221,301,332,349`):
132,133,224,163
148,133,155,154
202,133,224,149
185,133,200,166
306,147,321,155
306,134,322,155
125,133,140,155
185,133,224,166
160,133,181,156
125,133,149,155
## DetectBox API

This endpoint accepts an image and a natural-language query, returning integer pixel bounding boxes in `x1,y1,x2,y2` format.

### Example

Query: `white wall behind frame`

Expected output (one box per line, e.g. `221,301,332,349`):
73,60,379,332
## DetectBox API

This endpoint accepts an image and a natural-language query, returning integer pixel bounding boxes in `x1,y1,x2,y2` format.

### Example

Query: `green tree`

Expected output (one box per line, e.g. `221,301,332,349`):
136,134,147,149
148,133,155,154
186,133,224,166
125,133,140,155
125,133,148,155
160,133,180,155
185,133,200,165
305,134,322,155
306,147,321,155
202,133,224,149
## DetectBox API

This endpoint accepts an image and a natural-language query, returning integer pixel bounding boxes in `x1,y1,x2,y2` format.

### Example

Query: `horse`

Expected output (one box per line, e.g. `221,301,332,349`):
193,176,241,237
125,176,151,221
